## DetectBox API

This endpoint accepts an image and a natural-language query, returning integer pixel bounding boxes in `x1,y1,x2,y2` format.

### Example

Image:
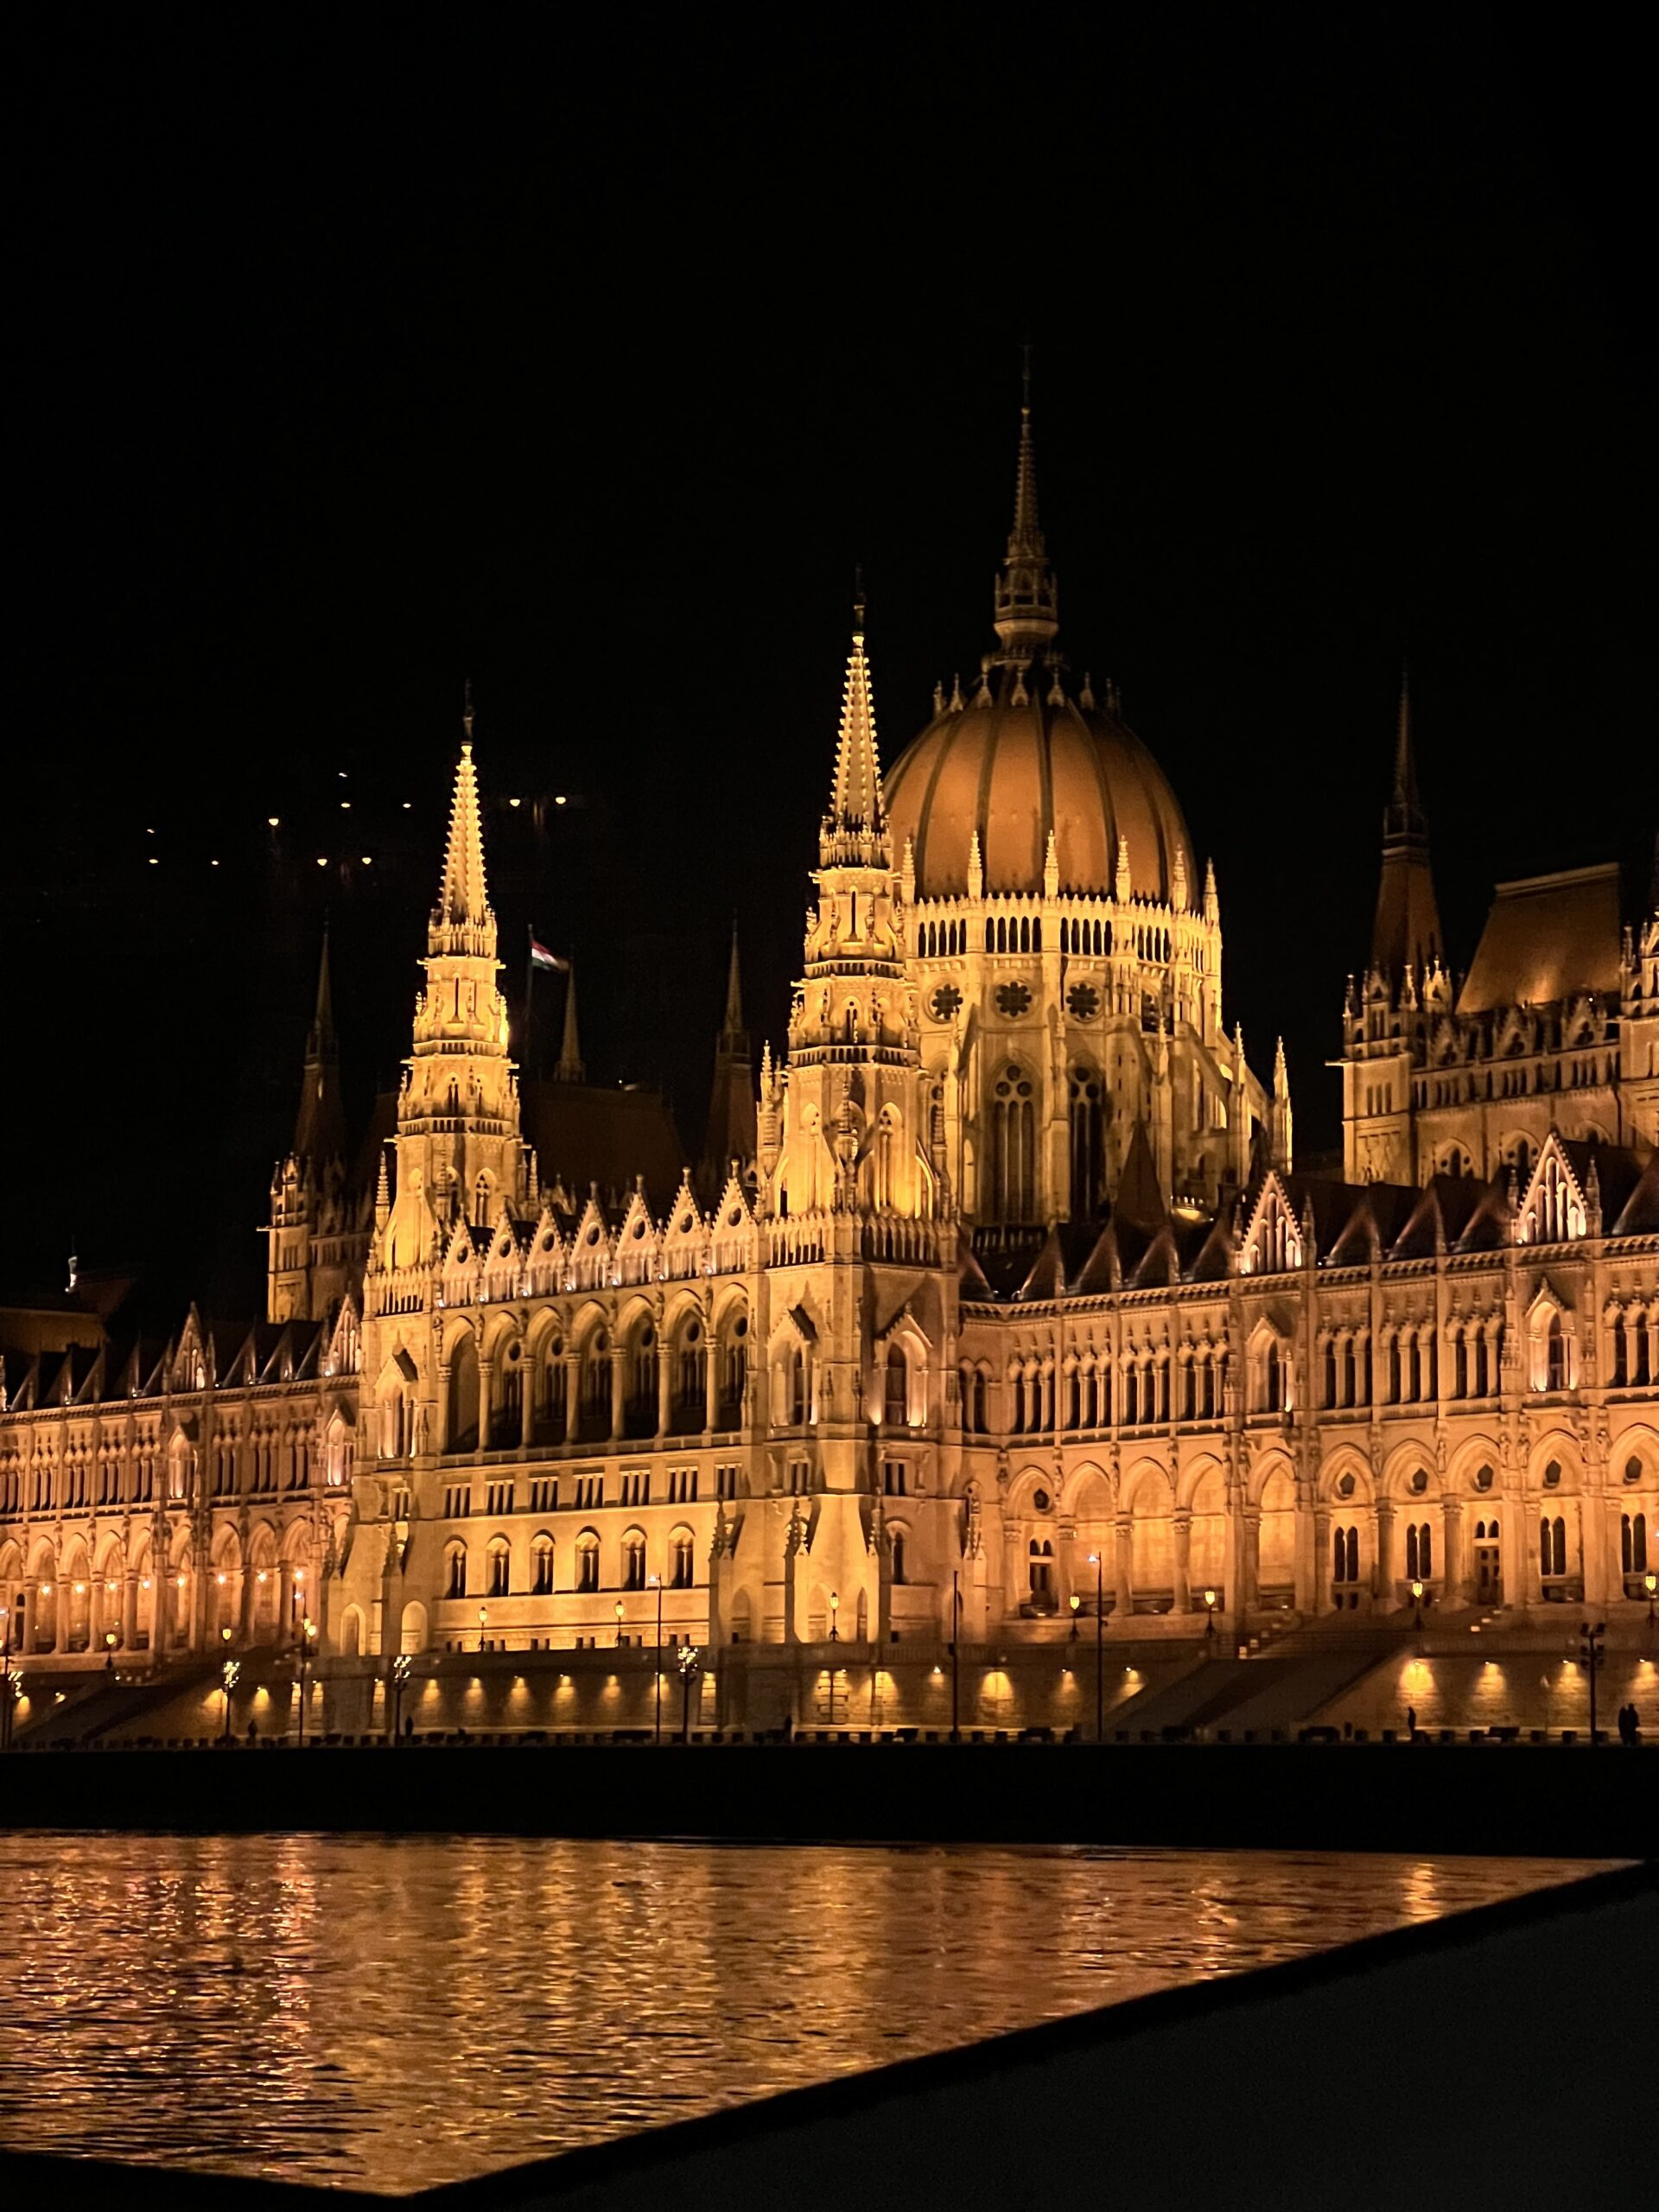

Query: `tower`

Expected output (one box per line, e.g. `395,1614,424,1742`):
1370,670,1443,982
266,931,359,1322
378,714,526,1271
701,925,756,1194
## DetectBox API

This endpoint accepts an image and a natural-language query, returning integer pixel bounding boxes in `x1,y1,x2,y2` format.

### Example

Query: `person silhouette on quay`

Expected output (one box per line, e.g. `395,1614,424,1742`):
1406,1704,1417,1741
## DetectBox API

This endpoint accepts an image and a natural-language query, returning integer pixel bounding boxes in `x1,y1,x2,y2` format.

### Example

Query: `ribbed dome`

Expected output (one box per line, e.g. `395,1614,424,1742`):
885,668,1196,906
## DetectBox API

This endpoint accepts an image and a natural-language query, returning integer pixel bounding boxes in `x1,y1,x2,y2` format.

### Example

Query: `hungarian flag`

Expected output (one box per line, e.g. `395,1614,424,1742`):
529,931,569,974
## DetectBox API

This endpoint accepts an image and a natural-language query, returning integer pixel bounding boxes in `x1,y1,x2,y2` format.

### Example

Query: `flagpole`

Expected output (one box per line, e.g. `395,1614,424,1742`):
525,924,536,1073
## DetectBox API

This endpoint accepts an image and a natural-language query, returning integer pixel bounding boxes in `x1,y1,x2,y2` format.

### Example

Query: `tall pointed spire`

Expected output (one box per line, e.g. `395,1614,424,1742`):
821,588,888,865
1370,665,1443,979
993,349,1058,650
702,924,756,1194
554,963,585,1084
432,696,493,947
720,921,746,1049
292,929,346,1160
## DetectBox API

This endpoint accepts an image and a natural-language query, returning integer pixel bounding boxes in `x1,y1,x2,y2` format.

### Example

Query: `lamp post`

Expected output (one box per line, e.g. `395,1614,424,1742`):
830,1590,839,1642
478,1605,488,1652
1411,1578,1425,1631
677,1644,701,1740
1087,1551,1105,1742
1069,1593,1081,1643
390,1653,412,1743
221,1657,240,1744
649,1573,663,1743
950,1569,961,1739
1204,1586,1217,1646
1646,1569,1656,1630
0,1605,11,1751
297,1618,317,1746
1579,1620,1605,1745
614,1599,626,1646
104,1630,118,1675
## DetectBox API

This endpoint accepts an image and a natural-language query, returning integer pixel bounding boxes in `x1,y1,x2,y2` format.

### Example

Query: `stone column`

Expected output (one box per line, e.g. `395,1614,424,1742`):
1580,1489,1611,1606
1313,1507,1333,1615
278,1563,295,1647
657,1347,672,1439
1375,1502,1397,1612
704,1341,720,1433
477,1360,493,1452
1114,1515,1134,1620
435,1362,451,1451
88,1575,105,1656
1171,1511,1192,1614
564,1353,581,1443
122,1571,139,1652
609,1348,625,1441
1441,1499,1465,1608
1239,1511,1261,1619
521,1366,536,1451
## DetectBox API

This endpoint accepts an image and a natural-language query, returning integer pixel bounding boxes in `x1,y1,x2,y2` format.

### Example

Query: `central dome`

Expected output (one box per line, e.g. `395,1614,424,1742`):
885,668,1196,906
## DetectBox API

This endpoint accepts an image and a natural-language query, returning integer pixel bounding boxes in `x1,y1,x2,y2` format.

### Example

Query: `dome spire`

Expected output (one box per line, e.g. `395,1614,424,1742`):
993,347,1058,651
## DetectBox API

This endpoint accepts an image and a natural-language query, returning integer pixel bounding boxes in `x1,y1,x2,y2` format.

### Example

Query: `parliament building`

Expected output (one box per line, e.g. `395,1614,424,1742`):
3,399,1656,1741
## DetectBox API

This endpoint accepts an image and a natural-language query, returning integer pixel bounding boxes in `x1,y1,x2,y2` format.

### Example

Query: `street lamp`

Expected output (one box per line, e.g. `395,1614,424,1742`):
1087,1551,1105,1742
104,1630,118,1675
614,1599,626,1645
221,1657,240,1744
1069,1592,1081,1642
390,1653,412,1743
950,1569,961,1739
1411,1578,1425,1631
479,1605,489,1651
1204,1586,1217,1643
1646,1569,1656,1628
830,1591,839,1642
677,1644,702,1740
297,1618,318,1747
649,1573,664,1743
1579,1620,1605,1745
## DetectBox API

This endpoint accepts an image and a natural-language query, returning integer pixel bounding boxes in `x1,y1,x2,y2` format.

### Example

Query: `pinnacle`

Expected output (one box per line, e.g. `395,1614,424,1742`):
826,620,885,839
436,736,492,929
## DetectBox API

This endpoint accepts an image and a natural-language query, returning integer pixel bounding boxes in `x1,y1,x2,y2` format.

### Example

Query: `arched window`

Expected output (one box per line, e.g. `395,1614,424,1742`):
621,1529,646,1591
884,1345,909,1428
444,1541,467,1599
1333,1525,1360,1584
447,1336,480,1452
787,1344,808,1425
536,1338,566,1442
576,1530,600,1592
1473,1517,1502,1600
1068,1064,1105,1218
1621,1512,1647,1576
1404,1522,1433,1580
991,1065,1036,1223
1545,1313,1567,1391
498,1344,523,1433
718,1312,748,1427
580,1331,611,1440
671,1319,706,1432
891,1527,907,1585
671,1529,695,1588
486,1536,511,1598
625,1322,658,1438
1263,1342,1282,1412
1540,1515,1568,1580
1027,1538,1055,1606
531,1534,554,1595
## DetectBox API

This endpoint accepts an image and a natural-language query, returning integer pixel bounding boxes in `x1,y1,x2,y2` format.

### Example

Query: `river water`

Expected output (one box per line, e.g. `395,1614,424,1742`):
0,1834,1599,2193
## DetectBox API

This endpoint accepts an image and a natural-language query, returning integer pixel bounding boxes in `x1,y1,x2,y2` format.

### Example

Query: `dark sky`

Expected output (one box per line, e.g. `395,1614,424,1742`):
8,10,1653,1315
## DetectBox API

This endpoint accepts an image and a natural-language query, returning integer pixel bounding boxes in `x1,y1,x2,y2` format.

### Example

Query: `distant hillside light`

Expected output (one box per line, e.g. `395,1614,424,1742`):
360,855,372,866
316,856,327,868
554,794,568,806
508,797,521,808
340,800,352,810
267,816,280,828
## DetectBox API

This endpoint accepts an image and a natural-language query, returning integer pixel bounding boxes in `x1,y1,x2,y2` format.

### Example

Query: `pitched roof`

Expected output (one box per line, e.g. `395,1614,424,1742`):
1457,864,1623,1014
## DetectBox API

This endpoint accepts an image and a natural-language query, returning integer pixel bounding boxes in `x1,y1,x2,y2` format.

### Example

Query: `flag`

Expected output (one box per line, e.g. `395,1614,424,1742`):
529,931,568,974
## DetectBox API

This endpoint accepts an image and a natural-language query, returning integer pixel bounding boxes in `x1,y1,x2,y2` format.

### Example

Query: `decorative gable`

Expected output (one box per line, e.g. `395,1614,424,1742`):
1516,1133,1588,1246
1239,1173,1304,1276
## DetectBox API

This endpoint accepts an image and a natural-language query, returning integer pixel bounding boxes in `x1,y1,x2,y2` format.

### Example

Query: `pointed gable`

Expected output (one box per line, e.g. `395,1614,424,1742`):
1516,1131,1591,1246
1239,1172,1304,1276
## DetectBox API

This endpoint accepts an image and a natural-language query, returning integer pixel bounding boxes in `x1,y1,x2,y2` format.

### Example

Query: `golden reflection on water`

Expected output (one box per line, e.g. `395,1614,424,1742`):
0,1834,1597,2193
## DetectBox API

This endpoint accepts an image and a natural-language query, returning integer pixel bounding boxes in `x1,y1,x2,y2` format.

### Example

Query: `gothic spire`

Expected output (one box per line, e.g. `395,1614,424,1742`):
434,714,492,936
1370,665,1443,979
821,593,888,865
993,352,1059,650
720,921,747,1049
292,928,345,1160
554,963,585,1084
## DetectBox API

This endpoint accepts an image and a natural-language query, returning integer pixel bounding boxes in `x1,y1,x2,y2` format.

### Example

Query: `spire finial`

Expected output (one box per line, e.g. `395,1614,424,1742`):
853,563,866,639
462,677,474,748
994,349,1058,647
554,963,585,1084
434,735,492,934
823,606,887,855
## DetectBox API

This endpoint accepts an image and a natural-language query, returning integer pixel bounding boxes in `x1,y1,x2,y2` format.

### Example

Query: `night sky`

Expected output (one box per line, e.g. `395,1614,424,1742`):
8,13,1652,1319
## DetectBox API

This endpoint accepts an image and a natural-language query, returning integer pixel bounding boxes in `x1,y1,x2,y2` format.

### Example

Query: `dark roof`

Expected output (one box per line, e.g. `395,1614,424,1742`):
1457,864,1623,1014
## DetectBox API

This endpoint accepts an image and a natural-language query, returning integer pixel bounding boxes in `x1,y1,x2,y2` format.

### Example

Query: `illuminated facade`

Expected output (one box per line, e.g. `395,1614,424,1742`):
2,401,1656,1735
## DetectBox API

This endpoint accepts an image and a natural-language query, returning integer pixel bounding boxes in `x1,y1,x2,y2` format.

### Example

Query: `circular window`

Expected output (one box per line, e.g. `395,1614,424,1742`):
995,1066,1033,1101
1409,1468,1428,1495
930,983,963,1020
540,1233,555,1251
632,1218,645,1239
586,1226,600,1245
1338,1472,1356,1500
1542,1459,1561,1489
1624,1455,1643,1484
734,1316,748,1338
506,1344,520,1364
684,1322,701,1344
678,1214,693,1234
995,981,1033,1018
639,1325,655,1348
1474,1465,1494,1492
1066,982,1101,1020
1032,1488,1052,1514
